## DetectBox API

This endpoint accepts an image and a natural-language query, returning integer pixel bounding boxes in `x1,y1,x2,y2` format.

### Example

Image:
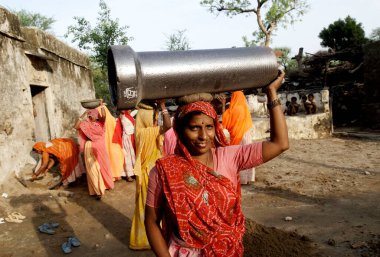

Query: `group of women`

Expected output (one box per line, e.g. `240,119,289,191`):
73,103,137,199
32,103,137,196
33,68,288,256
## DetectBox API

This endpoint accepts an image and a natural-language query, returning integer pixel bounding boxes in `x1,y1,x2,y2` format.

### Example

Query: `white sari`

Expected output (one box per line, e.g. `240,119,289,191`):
121,115,136,177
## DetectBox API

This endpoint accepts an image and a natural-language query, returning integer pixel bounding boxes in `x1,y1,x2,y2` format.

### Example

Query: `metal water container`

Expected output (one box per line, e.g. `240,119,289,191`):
107,45,278,109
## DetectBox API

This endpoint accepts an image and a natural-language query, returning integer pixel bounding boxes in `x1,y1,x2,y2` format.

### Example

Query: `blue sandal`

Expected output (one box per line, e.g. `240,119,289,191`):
38,223,56,235
68,237,81,247
38,222,60,235
61,241,72,254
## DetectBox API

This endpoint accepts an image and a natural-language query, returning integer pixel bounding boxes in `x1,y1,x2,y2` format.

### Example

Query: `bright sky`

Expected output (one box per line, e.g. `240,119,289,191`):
1,0,379,56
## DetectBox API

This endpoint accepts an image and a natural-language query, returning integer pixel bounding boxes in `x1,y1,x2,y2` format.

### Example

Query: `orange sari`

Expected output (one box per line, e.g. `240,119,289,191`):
33,138,79,181
222,91,253,145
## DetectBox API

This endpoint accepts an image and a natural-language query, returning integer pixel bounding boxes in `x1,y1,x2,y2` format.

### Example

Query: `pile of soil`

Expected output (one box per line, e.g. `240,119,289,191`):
243,218,317,257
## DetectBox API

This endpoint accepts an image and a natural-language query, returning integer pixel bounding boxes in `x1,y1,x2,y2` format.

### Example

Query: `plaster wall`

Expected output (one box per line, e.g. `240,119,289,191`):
0,7,95,183
248,113,331,140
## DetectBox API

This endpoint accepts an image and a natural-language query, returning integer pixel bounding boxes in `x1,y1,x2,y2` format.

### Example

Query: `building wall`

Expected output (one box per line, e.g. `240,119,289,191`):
0,7,95,182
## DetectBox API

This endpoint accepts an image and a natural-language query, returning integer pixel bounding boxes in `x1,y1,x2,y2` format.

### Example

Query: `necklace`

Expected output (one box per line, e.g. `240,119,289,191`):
202,152,211,206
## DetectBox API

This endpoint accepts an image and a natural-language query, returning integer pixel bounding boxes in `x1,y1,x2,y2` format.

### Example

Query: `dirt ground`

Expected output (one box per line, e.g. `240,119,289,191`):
0,137,379,257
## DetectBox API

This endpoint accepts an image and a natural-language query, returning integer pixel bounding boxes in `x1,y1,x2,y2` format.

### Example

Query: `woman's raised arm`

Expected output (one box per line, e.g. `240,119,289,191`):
262,70,289,162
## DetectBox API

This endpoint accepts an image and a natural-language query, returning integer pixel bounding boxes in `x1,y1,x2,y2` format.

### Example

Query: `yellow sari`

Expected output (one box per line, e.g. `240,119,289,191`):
129,106,163,250
97,105,124,179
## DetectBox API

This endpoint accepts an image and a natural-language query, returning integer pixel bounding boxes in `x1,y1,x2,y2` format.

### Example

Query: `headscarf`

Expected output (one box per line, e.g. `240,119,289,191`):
135,102,155,130
33,142,47,152
222,91,253,145
113,111,136,150
173,101,229,166
155,101,244,256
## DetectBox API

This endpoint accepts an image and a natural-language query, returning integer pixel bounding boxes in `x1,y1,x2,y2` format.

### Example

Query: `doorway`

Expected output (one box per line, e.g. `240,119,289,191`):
31,85,50,142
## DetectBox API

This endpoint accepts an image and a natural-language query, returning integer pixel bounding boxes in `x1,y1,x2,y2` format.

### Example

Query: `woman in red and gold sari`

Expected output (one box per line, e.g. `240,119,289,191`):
145,70,288,257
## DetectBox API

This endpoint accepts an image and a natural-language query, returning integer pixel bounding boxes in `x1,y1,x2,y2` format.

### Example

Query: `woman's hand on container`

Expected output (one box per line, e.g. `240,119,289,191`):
266,70,285,93
80,110,88,119
157,99,166,110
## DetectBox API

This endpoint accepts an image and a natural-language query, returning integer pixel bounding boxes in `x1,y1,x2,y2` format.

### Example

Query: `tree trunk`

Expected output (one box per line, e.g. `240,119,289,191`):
264,34,270,47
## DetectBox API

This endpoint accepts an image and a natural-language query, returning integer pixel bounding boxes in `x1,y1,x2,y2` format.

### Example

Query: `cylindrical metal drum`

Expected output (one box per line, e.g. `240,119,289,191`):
108,45,278,109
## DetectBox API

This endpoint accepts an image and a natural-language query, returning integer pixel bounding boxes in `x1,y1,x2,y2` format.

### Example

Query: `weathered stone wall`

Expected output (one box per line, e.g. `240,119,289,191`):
249,113,331,140
0,7,95,182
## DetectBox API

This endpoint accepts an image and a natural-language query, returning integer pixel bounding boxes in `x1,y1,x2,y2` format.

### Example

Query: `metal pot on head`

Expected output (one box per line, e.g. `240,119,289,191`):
107,45,279,110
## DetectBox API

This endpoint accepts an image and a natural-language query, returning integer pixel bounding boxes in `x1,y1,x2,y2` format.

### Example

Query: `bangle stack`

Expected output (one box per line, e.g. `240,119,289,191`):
161,109,169,115
267,98,282,110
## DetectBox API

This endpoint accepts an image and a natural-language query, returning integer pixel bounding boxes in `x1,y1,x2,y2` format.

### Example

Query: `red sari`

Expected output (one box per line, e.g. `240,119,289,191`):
155,101,245,257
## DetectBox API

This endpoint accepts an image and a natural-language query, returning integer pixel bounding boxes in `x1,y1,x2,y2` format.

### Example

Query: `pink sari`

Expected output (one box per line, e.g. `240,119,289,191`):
79,117,114,190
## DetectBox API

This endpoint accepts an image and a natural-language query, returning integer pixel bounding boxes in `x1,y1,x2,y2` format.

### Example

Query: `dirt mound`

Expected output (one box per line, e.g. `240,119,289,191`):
243,218,317,257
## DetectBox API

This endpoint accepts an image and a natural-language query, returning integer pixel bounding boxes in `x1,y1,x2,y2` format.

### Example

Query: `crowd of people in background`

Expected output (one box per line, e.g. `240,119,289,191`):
284,93,317,116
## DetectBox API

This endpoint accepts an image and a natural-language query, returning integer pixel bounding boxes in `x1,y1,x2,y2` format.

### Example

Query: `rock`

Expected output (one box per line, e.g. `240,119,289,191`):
350,241,368,249
327,238,336,246
364,171,371,175
57,191,74,198
104,233,111,239
284,216,293,221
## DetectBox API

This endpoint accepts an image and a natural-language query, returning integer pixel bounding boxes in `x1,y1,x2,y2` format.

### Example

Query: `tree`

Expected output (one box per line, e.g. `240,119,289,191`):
370,27,380,42
165,30,191,51
201,0,309,46
273,47,297,71
14,9,55,31
65,0,133,104
318,16,367,51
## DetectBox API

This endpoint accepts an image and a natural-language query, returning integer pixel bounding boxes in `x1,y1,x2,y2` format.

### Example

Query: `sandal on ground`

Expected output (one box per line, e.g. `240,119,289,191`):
61,241,72,254
68,237,81,247
126,176,134,182
5,215,23,223
38,223,59,235
10,212,26,220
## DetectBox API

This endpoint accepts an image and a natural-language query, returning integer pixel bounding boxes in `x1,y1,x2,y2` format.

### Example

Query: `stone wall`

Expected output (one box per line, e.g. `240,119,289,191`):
0,7,96,182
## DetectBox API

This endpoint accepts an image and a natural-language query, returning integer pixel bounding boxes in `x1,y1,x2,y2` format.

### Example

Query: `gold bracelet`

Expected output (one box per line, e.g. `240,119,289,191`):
267,98,282,109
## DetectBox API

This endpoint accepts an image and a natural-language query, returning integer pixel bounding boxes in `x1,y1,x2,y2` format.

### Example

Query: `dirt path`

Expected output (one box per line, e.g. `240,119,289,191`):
0,137,379,257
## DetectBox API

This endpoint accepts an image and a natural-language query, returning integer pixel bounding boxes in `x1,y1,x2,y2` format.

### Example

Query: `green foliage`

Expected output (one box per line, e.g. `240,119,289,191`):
165,30,191,51
243,31,263,47
65,0,132,71
273,47,297,71
65,0,133,104
318,16,367,51
14,9,55,31
91,63,112,106
201,0,309,46
370,27,380,41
